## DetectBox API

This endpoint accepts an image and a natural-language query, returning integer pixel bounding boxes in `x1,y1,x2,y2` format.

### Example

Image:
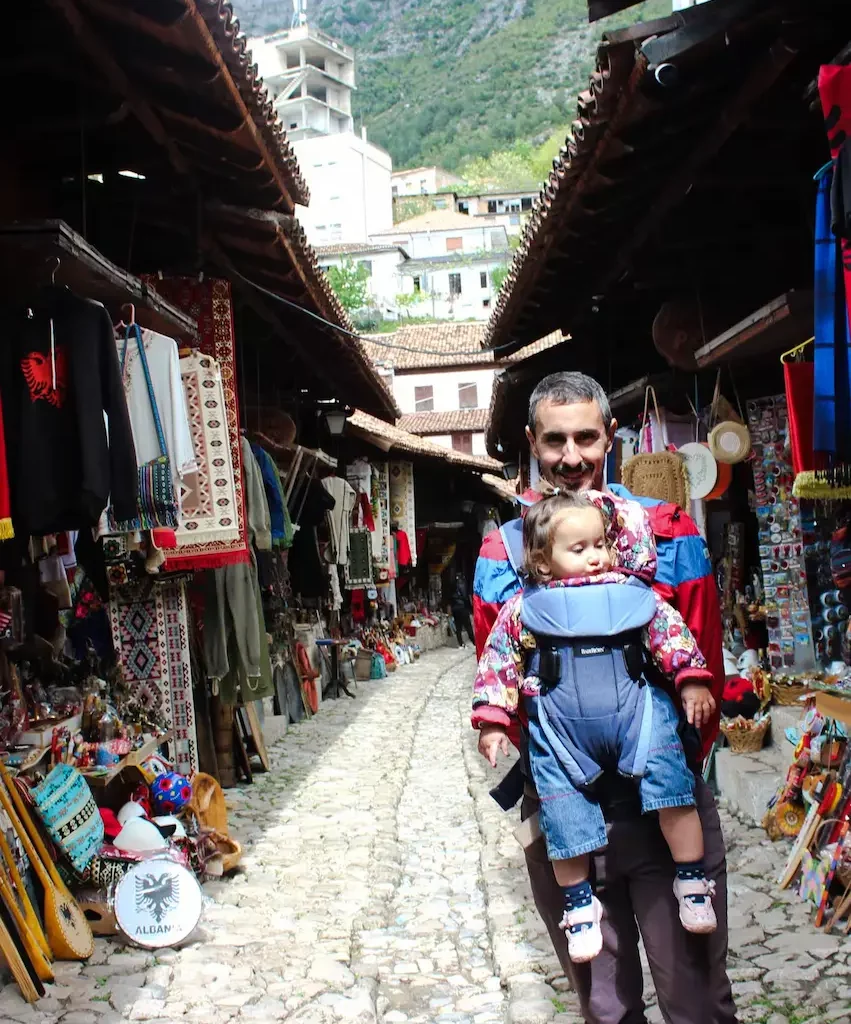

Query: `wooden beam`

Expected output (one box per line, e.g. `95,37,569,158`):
183,0,296,214
47,0,191,181
595,38,798,297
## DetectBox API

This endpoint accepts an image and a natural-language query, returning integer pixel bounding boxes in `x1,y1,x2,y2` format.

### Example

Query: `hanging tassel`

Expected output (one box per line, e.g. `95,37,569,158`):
49,317,56,392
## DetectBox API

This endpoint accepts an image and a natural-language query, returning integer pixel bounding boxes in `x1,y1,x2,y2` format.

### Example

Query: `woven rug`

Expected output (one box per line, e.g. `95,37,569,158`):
170,351,241,562
108,580,199,777
370,461,392,573
389,461,417,567
141,276,248,569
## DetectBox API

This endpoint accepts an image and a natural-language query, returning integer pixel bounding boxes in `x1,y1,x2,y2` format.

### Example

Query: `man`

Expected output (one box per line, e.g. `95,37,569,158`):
450,572,475,648
473,372,736,1024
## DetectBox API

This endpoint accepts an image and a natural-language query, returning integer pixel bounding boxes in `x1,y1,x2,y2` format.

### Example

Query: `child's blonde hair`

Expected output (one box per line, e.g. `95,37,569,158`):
522,491,608,584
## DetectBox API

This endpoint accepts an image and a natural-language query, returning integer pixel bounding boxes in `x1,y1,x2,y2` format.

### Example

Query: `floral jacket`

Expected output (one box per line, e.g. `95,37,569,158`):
471,491,713,729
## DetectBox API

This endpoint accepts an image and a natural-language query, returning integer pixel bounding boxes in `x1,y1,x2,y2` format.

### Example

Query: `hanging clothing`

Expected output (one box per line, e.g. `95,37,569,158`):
0,288,137,534
322,475,356,565
119,328,196,510
251,444,291,548
395,529,412,568
241,437,272,552
203,562,262,684
288,479,335,598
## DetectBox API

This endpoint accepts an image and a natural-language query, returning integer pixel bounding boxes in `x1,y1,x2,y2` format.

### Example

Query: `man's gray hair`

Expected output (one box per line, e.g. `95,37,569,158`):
527,372,613,434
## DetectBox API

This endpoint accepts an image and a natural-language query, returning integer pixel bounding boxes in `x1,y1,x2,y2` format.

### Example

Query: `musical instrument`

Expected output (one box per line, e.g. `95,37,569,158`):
0,826,51,961
0,764,94,960
114,859,202,949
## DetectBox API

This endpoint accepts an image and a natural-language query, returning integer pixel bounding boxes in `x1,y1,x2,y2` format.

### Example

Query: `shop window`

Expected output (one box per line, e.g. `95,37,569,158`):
415,385,434,412
446,237,463,252
458,382,478,409
449,272,462,296
451,432,473,454
480,271,487,288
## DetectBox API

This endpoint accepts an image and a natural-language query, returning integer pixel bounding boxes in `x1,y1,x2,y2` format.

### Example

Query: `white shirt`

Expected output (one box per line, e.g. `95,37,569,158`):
117,328,197,508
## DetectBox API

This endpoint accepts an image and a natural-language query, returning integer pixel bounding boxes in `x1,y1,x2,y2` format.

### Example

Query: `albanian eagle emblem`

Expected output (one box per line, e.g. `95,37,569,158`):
20,348,67,408
135,872,179,923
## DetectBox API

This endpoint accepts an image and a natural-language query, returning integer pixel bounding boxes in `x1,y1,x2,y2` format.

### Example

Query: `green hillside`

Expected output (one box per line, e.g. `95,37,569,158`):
237,0,670,174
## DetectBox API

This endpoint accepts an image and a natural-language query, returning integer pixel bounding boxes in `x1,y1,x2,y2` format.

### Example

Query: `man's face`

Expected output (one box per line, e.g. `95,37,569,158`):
526,398,617,492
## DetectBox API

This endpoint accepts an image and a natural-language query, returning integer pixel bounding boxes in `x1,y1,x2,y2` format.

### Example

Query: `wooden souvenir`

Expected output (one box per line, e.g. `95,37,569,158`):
237,704,270,773
0,899,43,1002
0,765,94,960
0,863,53,982
0,827,51,961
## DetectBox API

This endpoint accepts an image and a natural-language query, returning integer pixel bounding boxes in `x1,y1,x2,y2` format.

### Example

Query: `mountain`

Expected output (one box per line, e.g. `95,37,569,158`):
235,0,670,174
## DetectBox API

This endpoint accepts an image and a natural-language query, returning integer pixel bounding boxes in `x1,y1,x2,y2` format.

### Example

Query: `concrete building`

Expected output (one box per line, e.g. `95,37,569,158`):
361,324,565,457
316,242,408,317
456,189,537,235
248,22,393,247
391,166,464,197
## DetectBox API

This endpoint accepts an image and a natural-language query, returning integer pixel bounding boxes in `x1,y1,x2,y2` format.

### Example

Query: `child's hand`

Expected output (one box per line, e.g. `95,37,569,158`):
478,724,510,767
680,683,716,730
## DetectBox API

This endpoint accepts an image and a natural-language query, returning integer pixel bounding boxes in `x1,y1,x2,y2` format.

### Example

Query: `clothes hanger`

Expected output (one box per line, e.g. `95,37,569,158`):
780,336,814,363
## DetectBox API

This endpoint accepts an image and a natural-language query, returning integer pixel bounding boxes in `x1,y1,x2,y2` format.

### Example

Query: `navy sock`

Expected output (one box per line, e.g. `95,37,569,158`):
675,861,707,903
562,880,593,915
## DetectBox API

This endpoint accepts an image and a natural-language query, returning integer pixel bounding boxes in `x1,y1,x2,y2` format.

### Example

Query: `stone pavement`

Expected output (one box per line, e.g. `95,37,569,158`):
0,647,848,1024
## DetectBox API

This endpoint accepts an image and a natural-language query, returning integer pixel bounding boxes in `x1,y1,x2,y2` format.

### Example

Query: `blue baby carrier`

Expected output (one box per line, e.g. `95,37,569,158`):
500,519,658,790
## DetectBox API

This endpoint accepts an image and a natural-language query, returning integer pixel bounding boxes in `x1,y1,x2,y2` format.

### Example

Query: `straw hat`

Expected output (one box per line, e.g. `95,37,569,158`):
709,421,752,464
677,442,718,500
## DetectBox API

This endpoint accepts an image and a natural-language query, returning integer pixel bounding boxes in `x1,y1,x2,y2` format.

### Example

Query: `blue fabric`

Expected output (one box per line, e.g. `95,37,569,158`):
525,685,694,861
499,519,525,575
474,552,521,607
251,444,289,546
813,169,851,460
520,578,657,638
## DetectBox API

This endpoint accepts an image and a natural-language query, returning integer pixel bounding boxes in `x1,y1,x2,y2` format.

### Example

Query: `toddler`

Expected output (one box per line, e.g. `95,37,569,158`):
473,491,717,963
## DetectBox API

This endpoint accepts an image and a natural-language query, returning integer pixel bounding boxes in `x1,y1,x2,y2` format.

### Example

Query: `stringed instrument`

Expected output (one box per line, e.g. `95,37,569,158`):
0,827,51,961
0,765,93,960
0,862,53,983
0,899,42,1002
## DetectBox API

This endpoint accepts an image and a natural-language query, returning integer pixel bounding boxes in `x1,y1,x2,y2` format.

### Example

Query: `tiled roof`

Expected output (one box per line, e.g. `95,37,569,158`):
372,210,502,235
362,324,565,371
398,409,489,435
349,411,502,473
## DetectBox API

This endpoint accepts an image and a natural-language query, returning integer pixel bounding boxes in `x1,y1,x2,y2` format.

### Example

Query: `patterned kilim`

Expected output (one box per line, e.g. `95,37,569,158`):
141,276,248,570
389,461,417,567
109,580,199,776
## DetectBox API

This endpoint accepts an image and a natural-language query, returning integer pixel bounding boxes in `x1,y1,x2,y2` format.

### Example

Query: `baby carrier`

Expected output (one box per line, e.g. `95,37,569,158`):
500,518,659,790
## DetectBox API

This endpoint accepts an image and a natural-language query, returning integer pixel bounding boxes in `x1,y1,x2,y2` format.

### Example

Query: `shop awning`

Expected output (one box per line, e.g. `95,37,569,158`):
483,0,850,360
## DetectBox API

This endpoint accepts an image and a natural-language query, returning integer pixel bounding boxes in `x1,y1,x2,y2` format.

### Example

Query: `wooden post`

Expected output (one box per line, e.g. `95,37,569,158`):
210,695,235,789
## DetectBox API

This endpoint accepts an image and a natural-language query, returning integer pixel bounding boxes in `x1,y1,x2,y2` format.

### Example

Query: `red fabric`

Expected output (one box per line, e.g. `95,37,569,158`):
820,66,851,319
395,529,412,567
350,589,365,622
357,492,375,531
784,361,822,475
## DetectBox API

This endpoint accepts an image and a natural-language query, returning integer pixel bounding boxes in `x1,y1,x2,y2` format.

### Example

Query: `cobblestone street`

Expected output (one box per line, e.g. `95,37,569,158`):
2,647,849,1024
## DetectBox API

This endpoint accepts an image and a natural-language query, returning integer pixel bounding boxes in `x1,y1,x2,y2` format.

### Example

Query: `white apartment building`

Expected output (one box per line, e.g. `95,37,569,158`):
391,166,464,197
361,324,565,457
249,22,393,247
372,209,510,258
316,243,407,316
456,189,537,235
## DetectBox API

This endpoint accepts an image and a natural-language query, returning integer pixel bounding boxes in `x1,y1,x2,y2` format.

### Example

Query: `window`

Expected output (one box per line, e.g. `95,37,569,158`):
451,433,473,454
490,229,505,249
358,260,373,276
414,385,434,412
521,196,533,211
412,276,422,293
434,197,448,209
482,298,491,309
392,186,399,197
448,272,462,296
420,178,427,193
458,201,469,215
480,271,488,288
446,237,463,252
458,382,478,409
487,200,497,214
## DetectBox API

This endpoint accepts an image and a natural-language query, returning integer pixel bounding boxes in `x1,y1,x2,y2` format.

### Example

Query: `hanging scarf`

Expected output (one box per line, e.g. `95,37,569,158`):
0,394,13,540
784,361,817,476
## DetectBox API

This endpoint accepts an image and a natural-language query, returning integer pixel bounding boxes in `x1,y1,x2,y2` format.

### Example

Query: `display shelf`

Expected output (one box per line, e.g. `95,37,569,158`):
0,221,198,341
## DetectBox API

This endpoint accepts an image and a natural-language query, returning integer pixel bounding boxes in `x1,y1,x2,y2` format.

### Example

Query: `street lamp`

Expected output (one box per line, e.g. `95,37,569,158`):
323,408,349,436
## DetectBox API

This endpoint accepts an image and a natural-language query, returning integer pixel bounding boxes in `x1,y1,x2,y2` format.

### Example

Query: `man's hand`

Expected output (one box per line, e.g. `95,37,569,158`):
478,724,510,767
680,683,717,730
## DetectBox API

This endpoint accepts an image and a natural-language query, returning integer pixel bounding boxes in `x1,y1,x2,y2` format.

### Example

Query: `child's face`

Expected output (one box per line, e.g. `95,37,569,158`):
544,507,612,580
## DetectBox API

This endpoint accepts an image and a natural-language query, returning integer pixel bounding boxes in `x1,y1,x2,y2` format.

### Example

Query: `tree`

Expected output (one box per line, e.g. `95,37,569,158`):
491,265,510,293
326,258,371,312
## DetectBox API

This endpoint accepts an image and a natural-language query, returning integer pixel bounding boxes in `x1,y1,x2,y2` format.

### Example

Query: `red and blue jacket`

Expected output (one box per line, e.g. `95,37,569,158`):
472,484,724,759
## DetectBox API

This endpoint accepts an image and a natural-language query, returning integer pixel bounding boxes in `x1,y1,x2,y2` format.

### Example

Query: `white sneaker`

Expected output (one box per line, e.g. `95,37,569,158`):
559,895,603,963
673,877,717,934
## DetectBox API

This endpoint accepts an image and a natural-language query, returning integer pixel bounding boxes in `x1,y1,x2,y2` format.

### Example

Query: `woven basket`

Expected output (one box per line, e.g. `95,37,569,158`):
355,649,373,681
621,451,690,508
720,716,770,753
772,682,812,707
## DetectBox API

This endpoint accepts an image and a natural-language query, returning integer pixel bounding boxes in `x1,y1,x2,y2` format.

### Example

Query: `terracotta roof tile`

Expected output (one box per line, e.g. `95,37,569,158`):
349,411,502,473
397,409,489,434
362,324,564,371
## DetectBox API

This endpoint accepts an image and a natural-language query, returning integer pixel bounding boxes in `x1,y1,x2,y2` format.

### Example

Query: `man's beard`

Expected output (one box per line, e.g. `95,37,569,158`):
551,461,596,490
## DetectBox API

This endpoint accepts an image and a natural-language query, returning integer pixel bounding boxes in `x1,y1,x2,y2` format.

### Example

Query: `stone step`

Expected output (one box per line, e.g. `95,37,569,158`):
713,704,806,825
